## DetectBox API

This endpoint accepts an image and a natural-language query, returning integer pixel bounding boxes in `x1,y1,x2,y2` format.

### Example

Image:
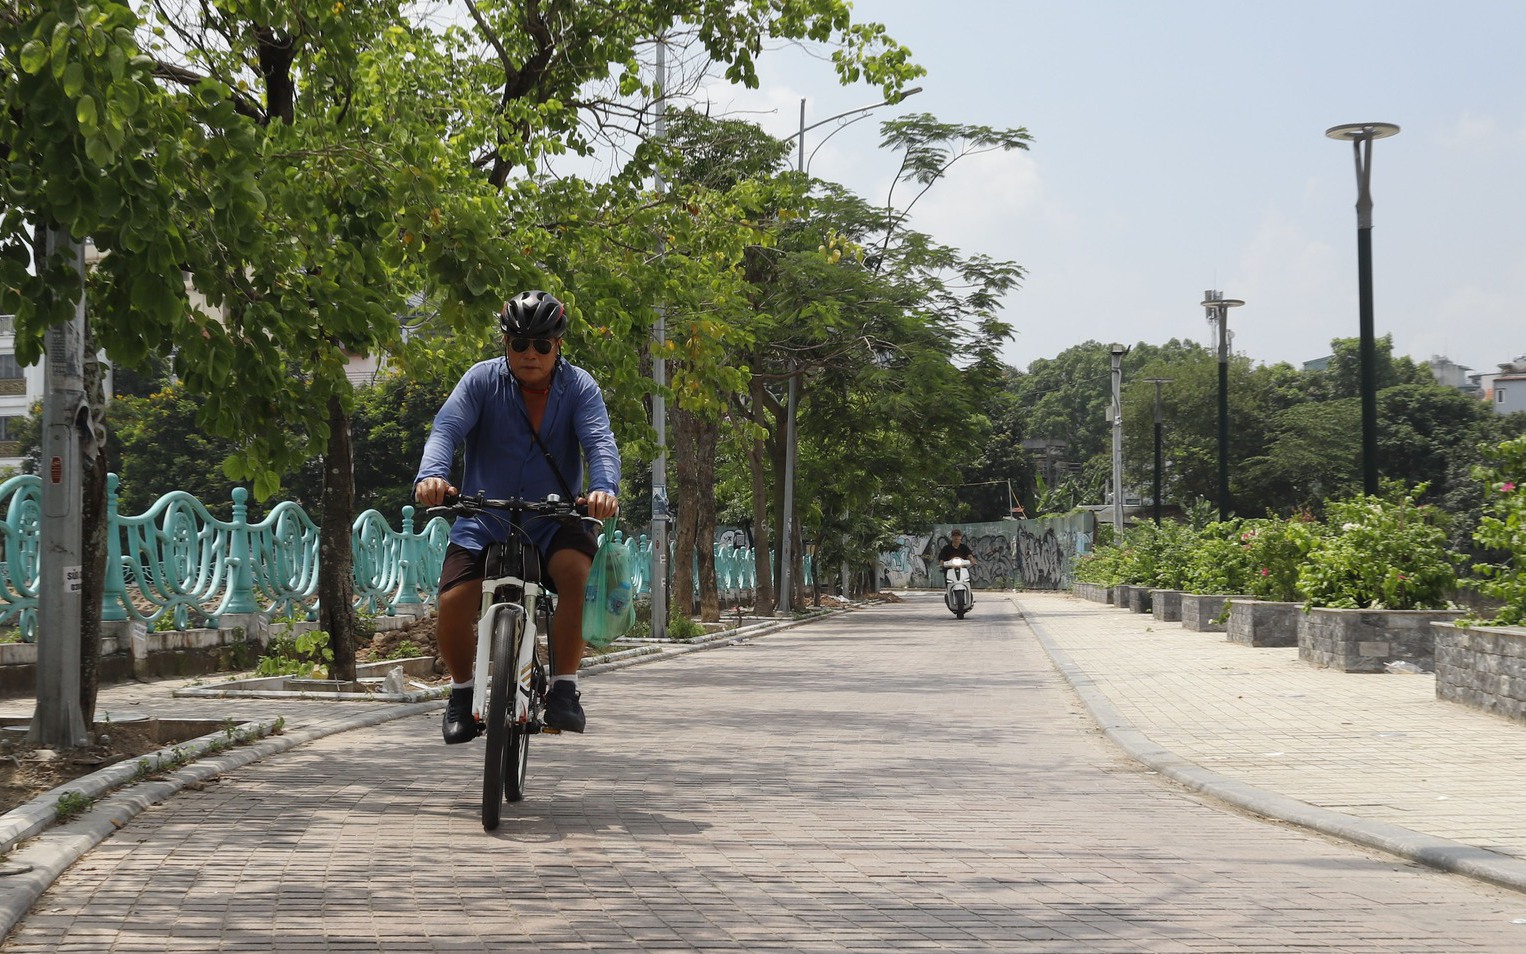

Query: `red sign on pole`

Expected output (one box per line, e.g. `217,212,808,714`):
49,456,62,484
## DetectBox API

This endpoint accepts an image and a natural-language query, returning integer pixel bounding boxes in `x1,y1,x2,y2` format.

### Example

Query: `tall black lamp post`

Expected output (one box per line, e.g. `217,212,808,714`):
1326,122,1400,496
1201,291,1243,521
1141,378,1171,524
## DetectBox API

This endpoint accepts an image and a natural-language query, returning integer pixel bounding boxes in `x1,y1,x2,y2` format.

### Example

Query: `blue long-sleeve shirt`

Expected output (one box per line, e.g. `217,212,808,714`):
415,356,621,553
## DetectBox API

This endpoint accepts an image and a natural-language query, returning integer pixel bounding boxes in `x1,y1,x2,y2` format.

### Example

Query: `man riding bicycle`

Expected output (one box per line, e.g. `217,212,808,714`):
414,290,620,743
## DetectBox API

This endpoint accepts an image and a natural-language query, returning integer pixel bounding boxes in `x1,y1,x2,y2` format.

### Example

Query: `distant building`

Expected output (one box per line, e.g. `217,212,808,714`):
1302,355,1332,372
1471,354,1526,415
1426,354,1480,394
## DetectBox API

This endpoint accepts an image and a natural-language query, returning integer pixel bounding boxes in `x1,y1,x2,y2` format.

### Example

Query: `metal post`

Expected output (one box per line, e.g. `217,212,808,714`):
30,227,88,746
776,88,920,615
1327,123,1399,497
1142,378,1171,525
1201,291,1243,521
649,37,670,638
1110,344,1126,538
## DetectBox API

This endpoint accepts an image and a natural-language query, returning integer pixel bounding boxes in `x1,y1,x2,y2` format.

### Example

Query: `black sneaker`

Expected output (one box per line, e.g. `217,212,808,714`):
543,680,586,734
442,686,479,744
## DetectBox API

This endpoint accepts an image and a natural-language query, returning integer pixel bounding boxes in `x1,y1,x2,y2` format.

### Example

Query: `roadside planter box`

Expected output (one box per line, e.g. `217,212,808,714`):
1434,621,1526,722
1124,586,1152,614
1071,583,1112,604
1299,607,1464,673
1226,599,1303,648
1180,593,1247,633
1111,585,1127,607
1151,589,1183,623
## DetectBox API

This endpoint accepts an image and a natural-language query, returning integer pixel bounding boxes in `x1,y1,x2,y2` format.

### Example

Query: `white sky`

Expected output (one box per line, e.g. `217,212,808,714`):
689,0,1526,376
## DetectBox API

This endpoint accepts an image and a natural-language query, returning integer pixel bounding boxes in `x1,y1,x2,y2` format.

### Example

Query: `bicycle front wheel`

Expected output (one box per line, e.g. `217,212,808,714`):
482,609,525,830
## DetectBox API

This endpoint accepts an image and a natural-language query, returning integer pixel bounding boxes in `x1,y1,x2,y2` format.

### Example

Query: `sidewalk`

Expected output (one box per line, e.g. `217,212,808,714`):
6,592,1526,951
1013,589,1526,893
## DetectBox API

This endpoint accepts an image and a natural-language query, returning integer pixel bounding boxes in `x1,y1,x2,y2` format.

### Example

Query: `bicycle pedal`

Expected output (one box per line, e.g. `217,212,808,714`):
539,725,562,735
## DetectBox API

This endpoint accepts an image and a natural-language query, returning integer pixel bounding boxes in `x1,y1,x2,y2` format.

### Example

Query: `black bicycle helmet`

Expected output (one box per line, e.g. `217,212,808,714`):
499,290,567,338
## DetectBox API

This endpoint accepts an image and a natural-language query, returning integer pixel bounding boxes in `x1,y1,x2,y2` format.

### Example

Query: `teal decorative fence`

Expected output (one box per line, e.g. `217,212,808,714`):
0,476,789,641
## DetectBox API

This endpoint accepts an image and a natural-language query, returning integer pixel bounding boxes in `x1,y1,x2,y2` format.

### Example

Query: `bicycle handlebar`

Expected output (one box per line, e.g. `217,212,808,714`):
424,493,588,521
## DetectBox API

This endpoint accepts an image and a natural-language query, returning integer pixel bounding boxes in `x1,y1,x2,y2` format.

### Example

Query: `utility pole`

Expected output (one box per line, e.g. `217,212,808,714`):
648,37,670,639
30,227,89,746
1109,344,1126,539
1142,378,1171,524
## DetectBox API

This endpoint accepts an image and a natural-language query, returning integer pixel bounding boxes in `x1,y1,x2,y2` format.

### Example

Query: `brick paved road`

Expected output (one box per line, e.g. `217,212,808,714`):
6,593,1526,952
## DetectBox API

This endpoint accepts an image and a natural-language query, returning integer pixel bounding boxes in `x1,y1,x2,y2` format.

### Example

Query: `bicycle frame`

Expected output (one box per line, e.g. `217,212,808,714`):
471,564,548,729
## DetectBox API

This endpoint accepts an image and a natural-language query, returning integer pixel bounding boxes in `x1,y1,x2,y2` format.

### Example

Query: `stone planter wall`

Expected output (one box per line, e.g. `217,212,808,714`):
1299,607,1464,672
1435,622,1526,722
1125,586,1152,614
1072,583,1112,604
1180,593,1245,633
1151,590,1183,622
1226,600,1304,647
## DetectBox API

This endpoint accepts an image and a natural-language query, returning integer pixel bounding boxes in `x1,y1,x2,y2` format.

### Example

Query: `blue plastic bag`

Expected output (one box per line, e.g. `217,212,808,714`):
582,518,635,648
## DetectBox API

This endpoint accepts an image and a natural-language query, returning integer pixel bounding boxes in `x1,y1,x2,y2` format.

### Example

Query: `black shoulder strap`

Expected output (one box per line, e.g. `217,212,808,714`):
515,398,579,502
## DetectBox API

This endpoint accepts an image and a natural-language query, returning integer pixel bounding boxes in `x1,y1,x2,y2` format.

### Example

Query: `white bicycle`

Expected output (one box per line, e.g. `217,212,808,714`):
426,493,592,830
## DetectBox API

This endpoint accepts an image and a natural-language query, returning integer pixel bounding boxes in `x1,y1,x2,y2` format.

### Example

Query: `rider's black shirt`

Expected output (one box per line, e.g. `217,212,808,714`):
938,542,974,563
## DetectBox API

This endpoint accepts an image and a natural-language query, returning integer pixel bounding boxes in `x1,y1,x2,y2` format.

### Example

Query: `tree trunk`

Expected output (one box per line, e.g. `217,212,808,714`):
319,392,359,682
745,377,775,616
77,326,109,725
671,405,698,621
672,403,722,622
692,415,720,622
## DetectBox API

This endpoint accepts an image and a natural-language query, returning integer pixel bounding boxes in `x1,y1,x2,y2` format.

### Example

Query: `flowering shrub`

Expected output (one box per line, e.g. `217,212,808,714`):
1467,436,1526,625
1072,543,1127,586
1297,485,1459,610
1180,520,1256,594
1239,515,1323,602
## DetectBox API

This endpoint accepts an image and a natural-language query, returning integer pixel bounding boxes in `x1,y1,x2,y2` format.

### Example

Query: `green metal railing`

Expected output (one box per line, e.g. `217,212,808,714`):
0,475,790,641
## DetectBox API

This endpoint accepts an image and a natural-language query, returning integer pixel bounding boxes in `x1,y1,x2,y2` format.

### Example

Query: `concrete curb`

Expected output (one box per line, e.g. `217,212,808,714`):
0,603,863,936
1017,597,1526,896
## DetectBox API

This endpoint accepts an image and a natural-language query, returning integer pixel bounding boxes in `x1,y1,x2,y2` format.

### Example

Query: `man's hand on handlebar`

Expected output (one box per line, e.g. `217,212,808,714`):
414,477,458,508
582,490,618,520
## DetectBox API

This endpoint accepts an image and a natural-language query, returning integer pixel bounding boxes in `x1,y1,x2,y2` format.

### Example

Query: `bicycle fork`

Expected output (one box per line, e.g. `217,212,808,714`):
471,600,547,735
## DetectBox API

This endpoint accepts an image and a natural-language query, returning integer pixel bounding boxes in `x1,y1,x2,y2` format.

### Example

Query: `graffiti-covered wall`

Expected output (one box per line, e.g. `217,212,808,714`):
876,512,1095,591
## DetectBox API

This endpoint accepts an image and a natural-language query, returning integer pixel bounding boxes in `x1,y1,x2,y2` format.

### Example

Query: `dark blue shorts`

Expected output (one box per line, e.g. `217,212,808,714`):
437,521,598,596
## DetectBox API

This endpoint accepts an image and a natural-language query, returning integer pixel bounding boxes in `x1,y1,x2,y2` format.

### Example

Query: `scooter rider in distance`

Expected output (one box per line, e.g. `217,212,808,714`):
937,529,977,571
938,529,977,618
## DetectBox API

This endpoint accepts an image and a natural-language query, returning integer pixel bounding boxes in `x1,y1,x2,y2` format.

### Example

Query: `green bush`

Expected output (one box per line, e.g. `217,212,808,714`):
1180,520,1256,595
256,628,333,677
1467,436,1526,625
1298,485,1459,610
1072,543,1127,586
1240,515,1323,602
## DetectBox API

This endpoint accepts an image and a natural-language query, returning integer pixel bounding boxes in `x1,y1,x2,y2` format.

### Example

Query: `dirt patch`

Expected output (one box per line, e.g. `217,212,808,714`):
357,615,443,670
0,719,213,816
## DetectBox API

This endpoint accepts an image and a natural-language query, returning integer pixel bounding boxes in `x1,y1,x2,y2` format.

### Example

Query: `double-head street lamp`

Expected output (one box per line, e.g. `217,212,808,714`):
1201,291,1243,521
771,86,920,613
1326,122,1400,496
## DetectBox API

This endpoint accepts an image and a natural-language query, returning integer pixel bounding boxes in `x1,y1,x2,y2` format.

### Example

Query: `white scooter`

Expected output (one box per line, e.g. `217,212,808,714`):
942,558,975,619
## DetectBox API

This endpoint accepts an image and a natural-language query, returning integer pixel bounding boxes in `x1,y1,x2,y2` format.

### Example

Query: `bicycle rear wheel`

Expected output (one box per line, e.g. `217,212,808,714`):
482,609,525,830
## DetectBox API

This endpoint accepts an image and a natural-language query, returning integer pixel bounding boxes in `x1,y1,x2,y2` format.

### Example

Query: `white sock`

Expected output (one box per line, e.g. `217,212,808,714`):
450,679,474,690
553,674,578,687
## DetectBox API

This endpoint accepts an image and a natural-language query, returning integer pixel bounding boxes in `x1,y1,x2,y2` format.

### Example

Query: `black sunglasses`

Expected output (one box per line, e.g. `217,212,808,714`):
509,336,555,355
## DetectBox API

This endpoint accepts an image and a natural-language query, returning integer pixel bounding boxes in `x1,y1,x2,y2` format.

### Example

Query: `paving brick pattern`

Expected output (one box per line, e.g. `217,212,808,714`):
6,593,1526,952
1018,590,1526,856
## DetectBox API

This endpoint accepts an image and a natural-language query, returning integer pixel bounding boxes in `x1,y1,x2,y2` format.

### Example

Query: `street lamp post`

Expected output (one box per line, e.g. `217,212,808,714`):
1109,344,1127,537
1141,378,1171,525
773,87,920,613
1326,122,1400,496
1201,291,1244,521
